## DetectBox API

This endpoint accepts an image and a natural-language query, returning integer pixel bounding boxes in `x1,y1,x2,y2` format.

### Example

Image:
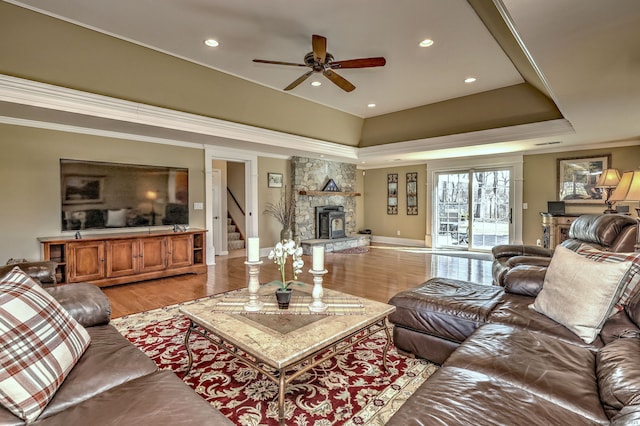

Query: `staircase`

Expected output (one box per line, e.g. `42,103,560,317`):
227,216,245,251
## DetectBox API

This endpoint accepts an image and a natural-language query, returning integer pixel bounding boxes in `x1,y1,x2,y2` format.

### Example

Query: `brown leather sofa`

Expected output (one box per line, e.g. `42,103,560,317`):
388,275,640,425
0,263,231,426
492,214,637,291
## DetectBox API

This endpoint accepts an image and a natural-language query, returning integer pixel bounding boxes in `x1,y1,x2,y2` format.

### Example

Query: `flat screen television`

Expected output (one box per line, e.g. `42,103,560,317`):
60,159,189,231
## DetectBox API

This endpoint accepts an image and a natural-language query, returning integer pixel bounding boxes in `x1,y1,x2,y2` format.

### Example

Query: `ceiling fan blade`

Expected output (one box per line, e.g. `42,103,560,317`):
312,34,327,64
330,57,387,69
253,59,307,67
284,70,314,91
323,69,355,92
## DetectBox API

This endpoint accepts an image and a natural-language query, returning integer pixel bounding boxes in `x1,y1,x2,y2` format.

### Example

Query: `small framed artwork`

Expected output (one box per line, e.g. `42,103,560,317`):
62,176,104,204
557,155,610,203
387,173,398,215
268,172,283,188
406,172,418,215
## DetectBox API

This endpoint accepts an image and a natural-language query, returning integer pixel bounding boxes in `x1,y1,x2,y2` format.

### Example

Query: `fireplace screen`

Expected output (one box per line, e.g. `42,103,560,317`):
315,205,346,239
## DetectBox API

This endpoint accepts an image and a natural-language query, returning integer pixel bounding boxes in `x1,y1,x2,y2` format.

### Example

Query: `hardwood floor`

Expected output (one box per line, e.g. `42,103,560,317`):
103,244,494,318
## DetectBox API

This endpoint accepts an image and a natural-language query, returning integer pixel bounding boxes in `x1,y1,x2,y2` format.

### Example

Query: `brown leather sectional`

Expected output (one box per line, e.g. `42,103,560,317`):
492,214,637,291
387,214,640,425
0,266,231,426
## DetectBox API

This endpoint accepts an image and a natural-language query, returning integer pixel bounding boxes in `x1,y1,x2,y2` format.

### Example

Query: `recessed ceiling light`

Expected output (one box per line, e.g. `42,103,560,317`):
367,103,376,108
204,39,219,47
419,39,434,47
464,77,477,83
311,81,322,87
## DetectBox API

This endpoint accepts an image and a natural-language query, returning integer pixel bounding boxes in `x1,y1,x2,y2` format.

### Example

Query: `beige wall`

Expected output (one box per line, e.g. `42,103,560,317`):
257,157,291,247
362,165,427,241
360,144,639,246
522,144,640,244
0,124,206,262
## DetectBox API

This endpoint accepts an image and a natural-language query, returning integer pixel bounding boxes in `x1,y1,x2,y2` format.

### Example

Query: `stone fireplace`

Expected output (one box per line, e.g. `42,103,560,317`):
291,157,357,241
315,206,346,239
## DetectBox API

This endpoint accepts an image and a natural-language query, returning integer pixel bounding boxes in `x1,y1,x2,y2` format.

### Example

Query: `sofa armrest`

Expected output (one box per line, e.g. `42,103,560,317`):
502,265,547,297
505,255,552,268
491,244,554,260
46,283,111,327
0,261,58,286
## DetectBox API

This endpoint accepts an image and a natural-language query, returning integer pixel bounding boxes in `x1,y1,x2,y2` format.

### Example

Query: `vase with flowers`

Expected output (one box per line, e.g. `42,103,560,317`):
267,239,304,309
263,187,295,241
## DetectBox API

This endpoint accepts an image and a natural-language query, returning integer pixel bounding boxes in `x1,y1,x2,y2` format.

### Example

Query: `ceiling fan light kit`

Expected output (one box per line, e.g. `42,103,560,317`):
253,34,386,92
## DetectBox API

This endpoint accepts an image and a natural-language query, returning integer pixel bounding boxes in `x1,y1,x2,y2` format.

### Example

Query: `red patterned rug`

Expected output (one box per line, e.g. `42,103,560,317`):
112,297,437,425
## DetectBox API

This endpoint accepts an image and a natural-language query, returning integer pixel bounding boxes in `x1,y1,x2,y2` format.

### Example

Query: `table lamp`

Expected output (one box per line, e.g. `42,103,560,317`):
596,168,621,213
610,170,640,251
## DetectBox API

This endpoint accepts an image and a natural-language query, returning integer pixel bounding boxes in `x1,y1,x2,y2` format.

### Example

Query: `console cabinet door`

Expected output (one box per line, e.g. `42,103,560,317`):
68,241,105,283
106,239,139,278
139,236,168,273
167,234,193,268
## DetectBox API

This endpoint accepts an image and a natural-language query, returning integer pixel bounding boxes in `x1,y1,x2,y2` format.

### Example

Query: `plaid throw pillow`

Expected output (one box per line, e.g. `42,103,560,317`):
577,244,640,316
0,267,91,423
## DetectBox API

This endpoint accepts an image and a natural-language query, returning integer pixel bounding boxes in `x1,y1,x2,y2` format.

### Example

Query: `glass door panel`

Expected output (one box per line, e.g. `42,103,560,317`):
434,168,511,251
435,172,469,248
471,169,511,250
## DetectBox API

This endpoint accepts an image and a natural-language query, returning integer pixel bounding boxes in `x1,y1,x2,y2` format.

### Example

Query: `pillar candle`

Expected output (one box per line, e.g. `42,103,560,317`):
312,245,325,271
247,237,260,262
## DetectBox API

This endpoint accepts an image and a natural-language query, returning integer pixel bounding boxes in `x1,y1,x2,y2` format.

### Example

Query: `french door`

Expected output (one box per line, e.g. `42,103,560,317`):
435,168,512,250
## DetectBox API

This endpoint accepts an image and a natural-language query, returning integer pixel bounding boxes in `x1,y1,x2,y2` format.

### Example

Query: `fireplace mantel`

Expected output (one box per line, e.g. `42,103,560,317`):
298,190,361,197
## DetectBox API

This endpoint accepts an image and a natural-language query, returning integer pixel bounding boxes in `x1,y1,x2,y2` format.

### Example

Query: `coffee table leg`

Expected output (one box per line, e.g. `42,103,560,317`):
278,369,286,425
184,320,195,376
382,320,392,372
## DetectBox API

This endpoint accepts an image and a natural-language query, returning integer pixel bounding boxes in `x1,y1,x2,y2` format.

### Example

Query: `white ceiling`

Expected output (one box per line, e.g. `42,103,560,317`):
2,0,640,166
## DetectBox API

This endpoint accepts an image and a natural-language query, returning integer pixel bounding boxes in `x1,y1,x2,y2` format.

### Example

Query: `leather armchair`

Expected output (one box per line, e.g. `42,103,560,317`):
492,214,638,293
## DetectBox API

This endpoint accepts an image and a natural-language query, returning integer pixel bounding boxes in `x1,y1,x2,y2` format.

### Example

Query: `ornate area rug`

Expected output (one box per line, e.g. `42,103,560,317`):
112,296,437,425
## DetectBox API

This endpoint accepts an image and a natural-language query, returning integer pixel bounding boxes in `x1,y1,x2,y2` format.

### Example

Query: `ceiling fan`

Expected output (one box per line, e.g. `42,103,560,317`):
253,34,386,92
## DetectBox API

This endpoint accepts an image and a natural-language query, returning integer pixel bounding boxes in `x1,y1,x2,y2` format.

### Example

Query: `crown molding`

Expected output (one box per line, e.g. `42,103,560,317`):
358,119,574,159
0,74,358,160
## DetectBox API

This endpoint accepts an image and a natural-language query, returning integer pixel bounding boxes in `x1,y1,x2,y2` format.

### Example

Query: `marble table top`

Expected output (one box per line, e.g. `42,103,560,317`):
179,284,395,369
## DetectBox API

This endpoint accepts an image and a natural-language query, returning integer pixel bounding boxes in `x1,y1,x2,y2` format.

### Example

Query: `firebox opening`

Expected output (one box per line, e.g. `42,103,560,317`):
315,205,346,239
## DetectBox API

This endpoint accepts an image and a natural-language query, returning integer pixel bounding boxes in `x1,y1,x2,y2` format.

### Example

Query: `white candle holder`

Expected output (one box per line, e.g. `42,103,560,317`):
308,268,328,312
244,260,264,312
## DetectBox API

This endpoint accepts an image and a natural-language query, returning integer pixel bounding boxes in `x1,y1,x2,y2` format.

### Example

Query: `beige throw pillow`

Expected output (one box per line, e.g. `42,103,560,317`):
531,246,632,344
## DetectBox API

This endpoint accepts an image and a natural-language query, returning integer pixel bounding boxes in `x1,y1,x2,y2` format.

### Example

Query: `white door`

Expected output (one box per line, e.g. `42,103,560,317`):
211,169,223,255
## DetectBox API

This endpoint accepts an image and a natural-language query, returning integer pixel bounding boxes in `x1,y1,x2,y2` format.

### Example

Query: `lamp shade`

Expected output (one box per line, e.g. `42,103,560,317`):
596,168,621,188
610,171,640,202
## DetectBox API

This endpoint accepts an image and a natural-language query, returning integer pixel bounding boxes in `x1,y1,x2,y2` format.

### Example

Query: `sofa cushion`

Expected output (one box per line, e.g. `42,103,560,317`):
0,267,91,423
388,278,504,344
33,371,232,425
38,325,158,420
577,244,640,316
386,366,608,426
445,324,608,423
489,293,602,347
532,246,632,343
597,337,640,420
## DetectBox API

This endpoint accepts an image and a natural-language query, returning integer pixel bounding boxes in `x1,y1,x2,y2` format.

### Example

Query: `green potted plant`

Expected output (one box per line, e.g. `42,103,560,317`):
267,239,304,309
263,187,295,241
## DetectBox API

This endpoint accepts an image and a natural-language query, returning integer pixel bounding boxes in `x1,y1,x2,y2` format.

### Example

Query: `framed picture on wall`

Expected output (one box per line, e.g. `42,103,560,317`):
387,173,398,215
406,172,418,215
268,172,283,188
62,176,104,204
557,155,610,203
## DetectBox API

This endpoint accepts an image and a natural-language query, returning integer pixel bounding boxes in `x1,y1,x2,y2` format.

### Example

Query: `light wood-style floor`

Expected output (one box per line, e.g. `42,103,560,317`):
103,244,494,318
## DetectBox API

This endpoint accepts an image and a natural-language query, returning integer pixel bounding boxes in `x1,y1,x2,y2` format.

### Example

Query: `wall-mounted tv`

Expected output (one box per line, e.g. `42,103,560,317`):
60,159,189,231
